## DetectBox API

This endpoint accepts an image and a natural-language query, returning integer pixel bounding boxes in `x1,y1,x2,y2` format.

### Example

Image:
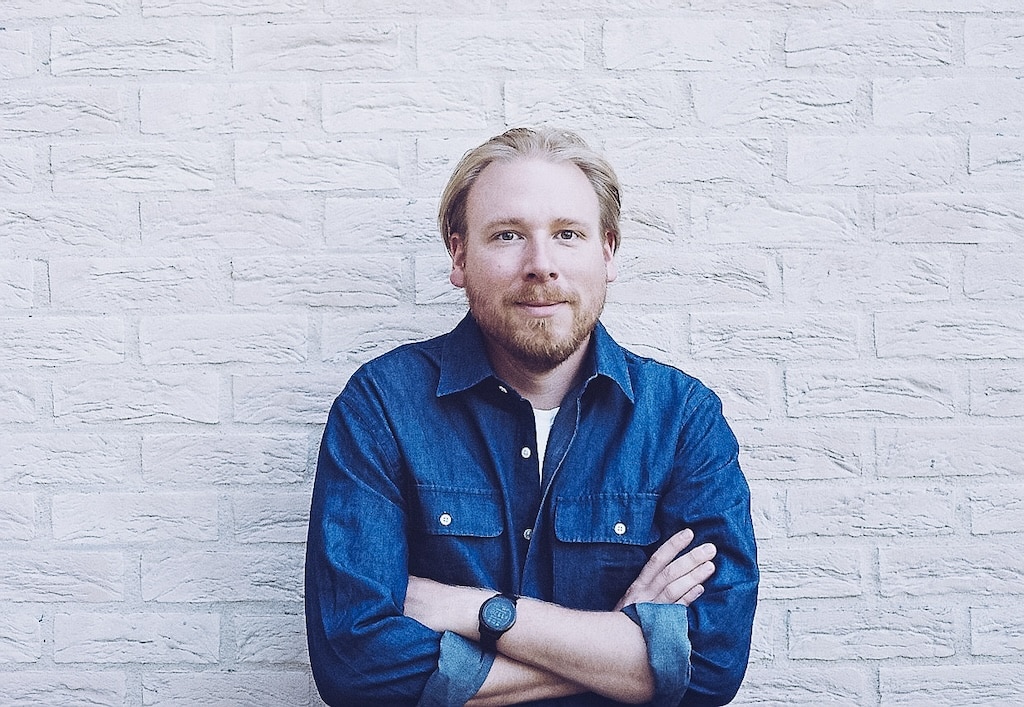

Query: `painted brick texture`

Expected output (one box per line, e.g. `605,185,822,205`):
1,1,1022,705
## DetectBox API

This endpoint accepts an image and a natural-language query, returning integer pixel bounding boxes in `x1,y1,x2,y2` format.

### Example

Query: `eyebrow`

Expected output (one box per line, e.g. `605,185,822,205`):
481,217,590,232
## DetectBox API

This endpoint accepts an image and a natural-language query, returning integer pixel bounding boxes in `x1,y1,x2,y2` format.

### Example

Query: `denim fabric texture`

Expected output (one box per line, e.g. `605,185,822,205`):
305,315,759,706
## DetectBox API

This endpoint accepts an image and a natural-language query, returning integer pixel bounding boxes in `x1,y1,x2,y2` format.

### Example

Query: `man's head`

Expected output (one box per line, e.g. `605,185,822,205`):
439,127,621,374
439,127,622,255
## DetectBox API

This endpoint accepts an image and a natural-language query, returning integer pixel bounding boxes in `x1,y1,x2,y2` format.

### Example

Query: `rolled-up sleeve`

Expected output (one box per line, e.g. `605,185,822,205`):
622,602,692,707
417,632,495,707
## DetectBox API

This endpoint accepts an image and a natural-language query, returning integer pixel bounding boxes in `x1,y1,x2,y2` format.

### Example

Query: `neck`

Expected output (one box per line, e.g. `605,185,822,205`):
485,337,591,410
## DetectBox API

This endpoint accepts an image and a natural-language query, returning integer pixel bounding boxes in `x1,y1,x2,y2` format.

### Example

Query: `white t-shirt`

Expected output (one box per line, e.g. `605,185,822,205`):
533,406,559,483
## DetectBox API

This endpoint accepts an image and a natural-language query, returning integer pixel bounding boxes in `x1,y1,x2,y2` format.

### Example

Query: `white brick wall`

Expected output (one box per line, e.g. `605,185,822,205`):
1,0,1021,704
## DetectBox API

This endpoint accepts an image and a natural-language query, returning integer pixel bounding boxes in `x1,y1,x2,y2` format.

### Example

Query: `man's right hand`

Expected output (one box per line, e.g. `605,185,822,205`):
614,528,716,611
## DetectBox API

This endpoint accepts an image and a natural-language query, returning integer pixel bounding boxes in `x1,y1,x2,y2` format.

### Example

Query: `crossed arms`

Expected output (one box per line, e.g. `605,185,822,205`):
404,528,717,705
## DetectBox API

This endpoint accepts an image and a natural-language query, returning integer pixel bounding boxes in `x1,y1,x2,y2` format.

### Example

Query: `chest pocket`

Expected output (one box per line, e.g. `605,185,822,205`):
416,486,503,538
554,493,660,545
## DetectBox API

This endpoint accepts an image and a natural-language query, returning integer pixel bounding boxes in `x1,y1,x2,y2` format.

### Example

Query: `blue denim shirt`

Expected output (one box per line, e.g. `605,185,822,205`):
305,315,758,706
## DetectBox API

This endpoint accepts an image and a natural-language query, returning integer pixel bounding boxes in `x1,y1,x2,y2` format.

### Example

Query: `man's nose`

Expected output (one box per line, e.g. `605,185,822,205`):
523,236,558,281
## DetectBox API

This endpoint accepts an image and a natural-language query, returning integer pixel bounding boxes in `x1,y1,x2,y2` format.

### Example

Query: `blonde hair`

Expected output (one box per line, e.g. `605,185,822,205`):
438,127,621,254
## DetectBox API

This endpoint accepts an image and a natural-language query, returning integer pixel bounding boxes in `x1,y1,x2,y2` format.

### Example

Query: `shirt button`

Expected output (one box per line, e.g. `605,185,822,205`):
439,513,453,527
523,528,533,541
498,385,508,394
520,446,532,459
613,522,627,536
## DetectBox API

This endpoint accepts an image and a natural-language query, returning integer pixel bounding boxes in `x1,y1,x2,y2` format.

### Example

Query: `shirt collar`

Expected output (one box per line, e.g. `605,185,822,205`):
437,314,635,403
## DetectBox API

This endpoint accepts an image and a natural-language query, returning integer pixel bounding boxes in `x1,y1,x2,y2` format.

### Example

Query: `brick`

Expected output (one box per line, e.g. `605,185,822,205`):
970,367,1024,417
878,426,1024,478
758,546,864,599
233,493,309,543
50,257,225,309
788,136,957,188
324,81,493,133
0,493,35,541
877,310,1024,359
144,0,308,16
0,260,34,307
54,372,219,425
969,136,1024,186
790,605,955,659
0,612,41,662
506,76,684,131
876,193,1024,244
747,601,775,664
141,82,312,134
0,552,124,602
321,308,463,368
607,137,773,188
970,485,1024,535
142,549,303,602
0,434,134,485
0,145,34,193
54,613,219,663
232,22,399,72
783,249,950,304
1,316,124,365
691,312,859,360
734,667,870,706
786,367,956,419
620,193,684,246
140,313,307,364
0,673,125,706
748,481,782,541
232,374,348,424
328,0,480,11
684,365,771,422
875,77,1024,127
880,665,1024,705
416,133,496,196
880,0,1020,8
143,433,307,485
5,0,127,18
0,376,37,423
234,139,402,191
880,542,1024,596
142,194,316,251
51,26,216,75
52,142,223,192
0,198,133,251
414,254,464,306
788,484,956,537
733,423,868,481
691,194,862,246
325,196,438,249
601,306,687,369
0,86,128,135
52,492,219,543
0,29,34,79
611,248,771,306
143,672,310,705
786,20,952,67
692,77,858,127
972,606,1024,656
605,18,768,71
232,253,404,307
966,19,1024,68
234,615,307,663
965,252,1024,300
418,20,584,71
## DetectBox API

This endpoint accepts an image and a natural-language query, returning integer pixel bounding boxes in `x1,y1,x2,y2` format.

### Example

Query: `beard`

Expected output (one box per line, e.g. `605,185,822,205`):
466,282,606,373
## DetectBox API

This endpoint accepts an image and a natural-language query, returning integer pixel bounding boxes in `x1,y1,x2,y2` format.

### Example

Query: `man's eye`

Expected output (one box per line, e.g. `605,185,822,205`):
495,231,519,241
556,230,580,240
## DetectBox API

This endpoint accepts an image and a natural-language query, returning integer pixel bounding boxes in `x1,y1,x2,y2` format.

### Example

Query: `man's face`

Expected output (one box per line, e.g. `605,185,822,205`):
449,157,617,372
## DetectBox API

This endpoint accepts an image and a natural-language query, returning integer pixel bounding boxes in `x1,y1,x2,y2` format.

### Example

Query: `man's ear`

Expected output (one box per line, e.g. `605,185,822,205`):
449,233,467,288
604,231,618,283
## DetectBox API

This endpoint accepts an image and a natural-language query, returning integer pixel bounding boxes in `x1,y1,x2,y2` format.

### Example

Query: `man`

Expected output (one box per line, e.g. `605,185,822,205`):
305,127,758,706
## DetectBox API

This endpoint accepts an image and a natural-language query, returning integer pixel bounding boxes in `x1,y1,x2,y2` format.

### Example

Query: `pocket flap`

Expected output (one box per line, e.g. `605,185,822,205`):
554,493,659,545
417,486,504,538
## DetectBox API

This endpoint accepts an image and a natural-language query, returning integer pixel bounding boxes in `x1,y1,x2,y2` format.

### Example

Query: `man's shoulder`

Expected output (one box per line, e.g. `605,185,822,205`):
616,345,719,410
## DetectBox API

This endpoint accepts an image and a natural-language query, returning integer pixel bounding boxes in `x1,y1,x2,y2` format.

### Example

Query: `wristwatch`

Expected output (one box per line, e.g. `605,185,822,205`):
478,592,518,652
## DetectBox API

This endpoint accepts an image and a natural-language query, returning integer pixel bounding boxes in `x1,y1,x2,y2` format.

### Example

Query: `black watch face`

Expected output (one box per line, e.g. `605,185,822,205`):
482,596,516,632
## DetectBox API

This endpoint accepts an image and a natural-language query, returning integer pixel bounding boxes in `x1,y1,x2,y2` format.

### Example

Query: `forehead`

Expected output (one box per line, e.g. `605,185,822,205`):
465,157,601,229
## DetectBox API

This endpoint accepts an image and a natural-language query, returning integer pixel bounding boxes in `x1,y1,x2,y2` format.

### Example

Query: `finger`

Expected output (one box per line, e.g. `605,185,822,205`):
633,528,695,587
660,561,715,604
675,584,704,607
664,542,717,578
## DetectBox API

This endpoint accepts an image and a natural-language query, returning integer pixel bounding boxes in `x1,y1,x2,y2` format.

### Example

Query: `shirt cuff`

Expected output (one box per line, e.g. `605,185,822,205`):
623,602,692,707
417,631,495,707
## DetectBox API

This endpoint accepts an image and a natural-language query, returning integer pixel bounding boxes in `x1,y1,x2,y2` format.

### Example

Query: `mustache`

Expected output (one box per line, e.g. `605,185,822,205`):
505,285,579,306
